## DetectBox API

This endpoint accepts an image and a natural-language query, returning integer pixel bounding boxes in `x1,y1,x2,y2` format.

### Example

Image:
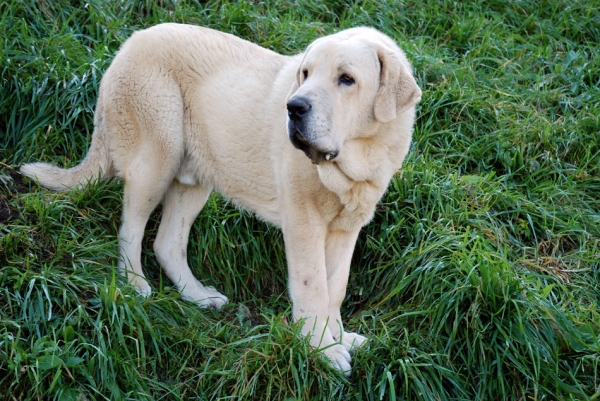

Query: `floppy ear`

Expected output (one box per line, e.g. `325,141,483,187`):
374,47,422,123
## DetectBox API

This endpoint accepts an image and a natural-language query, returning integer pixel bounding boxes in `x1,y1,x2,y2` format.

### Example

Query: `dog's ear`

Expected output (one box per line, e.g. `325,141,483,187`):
374,47,422,123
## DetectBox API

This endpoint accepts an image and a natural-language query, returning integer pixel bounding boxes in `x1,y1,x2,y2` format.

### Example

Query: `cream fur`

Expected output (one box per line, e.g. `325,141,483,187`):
20,24,421,375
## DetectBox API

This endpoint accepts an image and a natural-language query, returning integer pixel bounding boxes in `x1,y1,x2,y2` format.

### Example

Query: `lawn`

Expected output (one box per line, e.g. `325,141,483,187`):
1,0,599,400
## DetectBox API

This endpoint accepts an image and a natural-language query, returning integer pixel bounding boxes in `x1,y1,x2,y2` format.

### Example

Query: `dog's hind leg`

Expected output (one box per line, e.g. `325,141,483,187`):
154,180,228,308
117,150,176,296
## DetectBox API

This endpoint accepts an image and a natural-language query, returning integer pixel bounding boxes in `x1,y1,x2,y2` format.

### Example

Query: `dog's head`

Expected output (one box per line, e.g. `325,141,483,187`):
286,28,421,165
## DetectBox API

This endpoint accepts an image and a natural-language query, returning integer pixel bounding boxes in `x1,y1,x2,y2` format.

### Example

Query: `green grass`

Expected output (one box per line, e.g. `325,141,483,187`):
1,0,599,399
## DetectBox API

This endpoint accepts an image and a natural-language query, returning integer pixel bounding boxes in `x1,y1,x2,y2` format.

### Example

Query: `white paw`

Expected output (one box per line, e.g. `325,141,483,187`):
340,332,368,353
321,343,352,376
181,284,228,309
131,276,152,297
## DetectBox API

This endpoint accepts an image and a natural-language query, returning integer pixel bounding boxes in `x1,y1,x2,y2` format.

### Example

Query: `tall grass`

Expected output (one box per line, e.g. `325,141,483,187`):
1,0,599,399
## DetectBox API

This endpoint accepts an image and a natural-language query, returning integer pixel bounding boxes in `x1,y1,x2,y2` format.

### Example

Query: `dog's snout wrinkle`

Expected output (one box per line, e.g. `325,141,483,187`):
287,97,311,121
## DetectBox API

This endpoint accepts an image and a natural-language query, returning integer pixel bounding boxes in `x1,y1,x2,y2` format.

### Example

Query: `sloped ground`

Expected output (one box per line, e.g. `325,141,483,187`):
1,1,599,399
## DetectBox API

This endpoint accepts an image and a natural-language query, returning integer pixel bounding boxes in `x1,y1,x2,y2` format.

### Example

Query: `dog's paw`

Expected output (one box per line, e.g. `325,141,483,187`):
340,332,368,353
322,343,352,376
131,276,152,297
182,285,228,309
201,289,229,309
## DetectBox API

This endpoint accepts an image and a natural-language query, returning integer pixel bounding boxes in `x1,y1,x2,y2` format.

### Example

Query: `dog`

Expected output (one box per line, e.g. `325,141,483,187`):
20,24,421,375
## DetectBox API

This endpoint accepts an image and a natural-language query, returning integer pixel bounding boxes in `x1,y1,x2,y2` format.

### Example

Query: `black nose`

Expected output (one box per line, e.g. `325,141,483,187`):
287,97,311,121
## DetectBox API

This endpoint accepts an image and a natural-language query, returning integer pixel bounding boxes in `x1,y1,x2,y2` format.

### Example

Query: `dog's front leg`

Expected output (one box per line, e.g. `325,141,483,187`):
325,229,368,353
282,214,353,375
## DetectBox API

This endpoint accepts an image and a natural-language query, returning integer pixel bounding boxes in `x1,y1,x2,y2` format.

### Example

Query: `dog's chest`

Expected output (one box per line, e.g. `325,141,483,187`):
328,180,385,231
316,157,389,231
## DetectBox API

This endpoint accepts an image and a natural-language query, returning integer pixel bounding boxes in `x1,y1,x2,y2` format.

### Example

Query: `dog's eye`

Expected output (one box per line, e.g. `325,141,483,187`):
338,74,355,86
303,70,308,80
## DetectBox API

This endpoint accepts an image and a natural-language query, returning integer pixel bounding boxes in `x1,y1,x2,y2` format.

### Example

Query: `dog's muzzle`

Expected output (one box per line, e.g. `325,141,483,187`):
287,97,338,165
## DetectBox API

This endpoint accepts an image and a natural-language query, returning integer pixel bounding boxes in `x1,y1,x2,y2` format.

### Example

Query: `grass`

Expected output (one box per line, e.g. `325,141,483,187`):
1,0,599,399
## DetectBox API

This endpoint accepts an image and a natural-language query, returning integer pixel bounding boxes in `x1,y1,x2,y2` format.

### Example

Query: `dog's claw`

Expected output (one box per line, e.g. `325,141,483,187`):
322,343,353,376
341,332,368,353
179,282,228,308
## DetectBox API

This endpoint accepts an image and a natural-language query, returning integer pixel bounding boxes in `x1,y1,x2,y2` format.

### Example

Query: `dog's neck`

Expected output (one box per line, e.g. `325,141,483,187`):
316,161,386,232
316,128,410,231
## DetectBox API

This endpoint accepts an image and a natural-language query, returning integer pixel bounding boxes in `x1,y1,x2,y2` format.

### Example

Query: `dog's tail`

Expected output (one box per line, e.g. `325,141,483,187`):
20,127,114,192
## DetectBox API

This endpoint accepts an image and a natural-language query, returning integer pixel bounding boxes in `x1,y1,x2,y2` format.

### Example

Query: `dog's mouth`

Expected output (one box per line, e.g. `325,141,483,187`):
289,129,338,165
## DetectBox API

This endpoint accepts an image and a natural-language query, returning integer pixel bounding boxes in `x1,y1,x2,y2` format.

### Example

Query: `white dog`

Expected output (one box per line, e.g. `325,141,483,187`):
21,24,421,375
